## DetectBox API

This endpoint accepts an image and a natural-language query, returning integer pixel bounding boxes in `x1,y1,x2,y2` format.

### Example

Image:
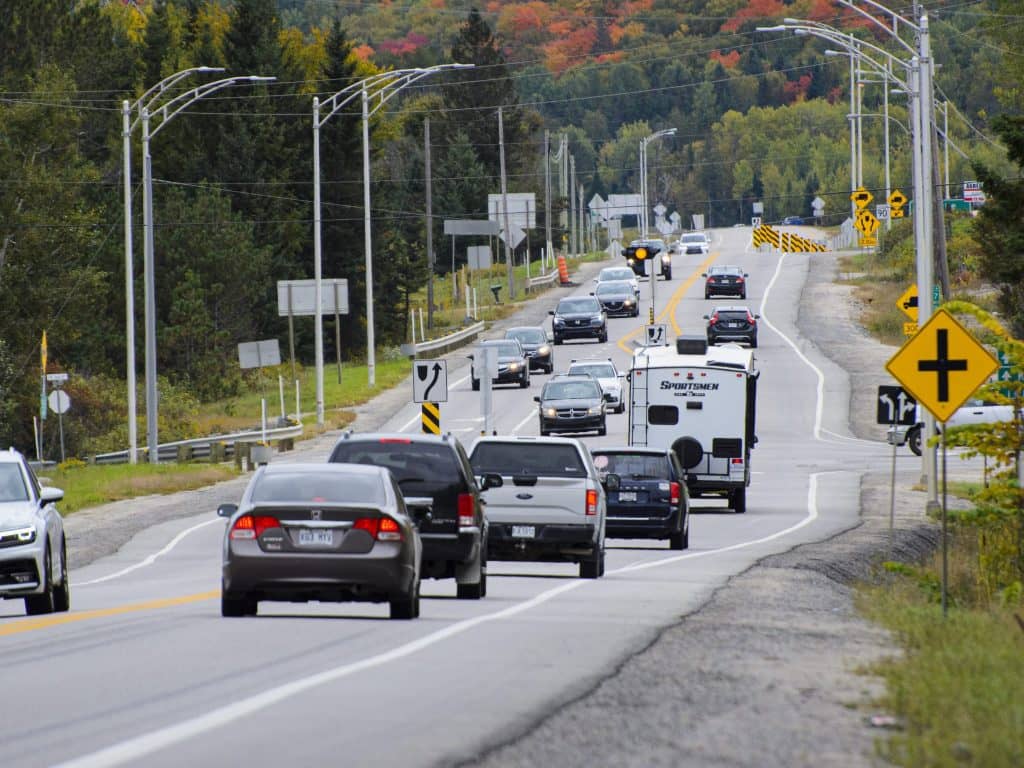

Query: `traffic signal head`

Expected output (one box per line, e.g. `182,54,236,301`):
623,242,659,261
635,247,648,261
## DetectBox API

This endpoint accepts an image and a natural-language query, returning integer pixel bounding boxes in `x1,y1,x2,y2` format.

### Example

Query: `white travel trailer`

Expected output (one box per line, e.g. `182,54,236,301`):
628,336,759,512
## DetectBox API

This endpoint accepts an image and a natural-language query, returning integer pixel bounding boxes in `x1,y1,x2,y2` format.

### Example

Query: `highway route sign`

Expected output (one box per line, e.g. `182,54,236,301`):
885,308,999,422
851,187,873,209
413,359,448,403
877,385,917,425
896,284,918,322
645,324,668,346
876,204,890,220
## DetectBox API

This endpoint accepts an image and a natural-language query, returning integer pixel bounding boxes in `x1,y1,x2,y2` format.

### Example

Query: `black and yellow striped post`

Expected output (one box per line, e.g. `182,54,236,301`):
421,401,440,435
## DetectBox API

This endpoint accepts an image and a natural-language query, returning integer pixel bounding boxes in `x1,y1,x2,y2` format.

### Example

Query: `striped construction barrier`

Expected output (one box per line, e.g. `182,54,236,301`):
753,225,827,253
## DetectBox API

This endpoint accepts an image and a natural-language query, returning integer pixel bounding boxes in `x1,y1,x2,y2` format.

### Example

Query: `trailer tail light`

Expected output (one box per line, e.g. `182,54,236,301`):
731,458,744,465
457,493,476,527
585,489,598,516
230,514,279,540
670,482,681,505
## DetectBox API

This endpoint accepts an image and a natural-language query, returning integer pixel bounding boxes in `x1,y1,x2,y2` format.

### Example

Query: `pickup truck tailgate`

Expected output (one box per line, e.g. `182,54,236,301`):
483,476,591,526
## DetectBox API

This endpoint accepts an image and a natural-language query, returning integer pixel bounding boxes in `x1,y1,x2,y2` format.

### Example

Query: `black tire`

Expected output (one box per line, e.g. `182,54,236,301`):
908,426,922,456
554,335,563,345
390,580,420,619
579,547,604,579
599,332,608,343
731,487,747,514
597,422,607,436
53,538,70,613
545,363,554,374
24,546,56,616
540,426,550,436
750,335,758,349
664,269,672,280
456,551,486,600
705,291,711,300
520,373,530,389
471,377,480,392
669,530,685,550
740,291,747,300
221,589,256,617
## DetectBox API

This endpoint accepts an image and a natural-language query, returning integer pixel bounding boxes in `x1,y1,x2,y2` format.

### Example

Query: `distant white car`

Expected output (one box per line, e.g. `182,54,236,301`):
567,359,626,413
888,398,1017,455
677,232,710,255
595,266,640,297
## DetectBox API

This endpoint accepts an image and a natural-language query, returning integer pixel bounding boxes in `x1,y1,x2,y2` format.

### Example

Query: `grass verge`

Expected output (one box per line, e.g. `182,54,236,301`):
38,462,240,515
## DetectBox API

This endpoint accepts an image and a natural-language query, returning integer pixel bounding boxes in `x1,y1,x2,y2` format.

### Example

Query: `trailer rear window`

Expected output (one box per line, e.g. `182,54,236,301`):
647,405,678,425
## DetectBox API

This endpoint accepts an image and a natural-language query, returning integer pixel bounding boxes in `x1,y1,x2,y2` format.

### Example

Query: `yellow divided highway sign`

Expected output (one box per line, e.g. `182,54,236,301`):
886,309,999,422
851,187,873,209
855,209,880,235
421,401,440,434
896,284,918,322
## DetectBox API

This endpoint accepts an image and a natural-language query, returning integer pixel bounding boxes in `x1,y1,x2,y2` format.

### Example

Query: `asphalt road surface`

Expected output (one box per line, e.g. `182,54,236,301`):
2,228,899,768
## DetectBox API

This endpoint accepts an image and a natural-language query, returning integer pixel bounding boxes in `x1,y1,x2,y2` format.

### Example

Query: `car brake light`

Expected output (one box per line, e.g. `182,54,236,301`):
737,276,744,283
354,517,404,541
747,314,756,325
457,493,476,527
586,489,598,516
230,514,279,539
670,482,681,505
709,315,718,325
379,438,412,444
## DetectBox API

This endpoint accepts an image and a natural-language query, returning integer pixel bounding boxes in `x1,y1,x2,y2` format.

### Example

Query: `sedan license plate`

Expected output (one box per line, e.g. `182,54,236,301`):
511,525,535,538
298,529,333,547
618,491,637,502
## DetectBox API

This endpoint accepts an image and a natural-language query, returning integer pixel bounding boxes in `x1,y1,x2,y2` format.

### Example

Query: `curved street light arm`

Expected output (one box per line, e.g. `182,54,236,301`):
782,21,913,79
149,76,276,138
366,63,473,118
129,66,225,133
811,33,912,91
318,68,423,126
832,0,920,52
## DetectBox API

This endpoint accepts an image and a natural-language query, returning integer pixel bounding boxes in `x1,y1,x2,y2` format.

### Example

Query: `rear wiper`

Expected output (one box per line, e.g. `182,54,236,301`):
399,477,427,485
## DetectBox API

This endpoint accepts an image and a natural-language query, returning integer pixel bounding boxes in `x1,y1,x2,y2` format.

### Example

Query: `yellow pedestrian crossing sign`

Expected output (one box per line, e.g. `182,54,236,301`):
896,284,918,322
885,308,999,422
851,187,873,209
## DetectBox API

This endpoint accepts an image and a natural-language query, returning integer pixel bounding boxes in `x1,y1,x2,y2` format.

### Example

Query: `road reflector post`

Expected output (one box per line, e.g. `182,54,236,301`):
422,402,440,435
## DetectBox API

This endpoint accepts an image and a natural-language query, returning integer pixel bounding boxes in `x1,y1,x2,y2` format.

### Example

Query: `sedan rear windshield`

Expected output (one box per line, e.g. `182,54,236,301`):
508,329,545,344
252,471,385,505
569,364,616,379
0,464,29,502
329,442,462,492
471,443,587,478
557,298,600,314
600,269,634,281
591,453,670,480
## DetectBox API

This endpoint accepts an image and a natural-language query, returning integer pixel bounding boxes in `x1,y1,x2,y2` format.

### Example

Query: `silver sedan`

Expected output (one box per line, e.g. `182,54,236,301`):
0,449,70,615
218,463,422,619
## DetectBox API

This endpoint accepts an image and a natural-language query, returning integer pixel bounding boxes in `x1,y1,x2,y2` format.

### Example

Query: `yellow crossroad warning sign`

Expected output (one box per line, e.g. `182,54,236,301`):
421,401,441,434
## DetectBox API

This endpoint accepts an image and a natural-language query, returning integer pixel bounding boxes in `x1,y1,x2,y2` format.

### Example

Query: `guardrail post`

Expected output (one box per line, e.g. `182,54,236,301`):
234,441,251,471
210,441,227,463
278,437,294,453
176,445,193,463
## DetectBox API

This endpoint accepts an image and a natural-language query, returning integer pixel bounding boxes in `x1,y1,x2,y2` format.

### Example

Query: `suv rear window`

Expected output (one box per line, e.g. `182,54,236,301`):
716,311,750,322
471,442,586,478
591,453,670,480
330,442,462,492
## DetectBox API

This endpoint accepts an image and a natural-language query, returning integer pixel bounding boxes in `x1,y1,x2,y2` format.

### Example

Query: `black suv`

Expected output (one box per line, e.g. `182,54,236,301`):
550,296,607,344
535,374,608,436
328,433,495,599
703,265,748,299
590,447,690,550
705,305,759,348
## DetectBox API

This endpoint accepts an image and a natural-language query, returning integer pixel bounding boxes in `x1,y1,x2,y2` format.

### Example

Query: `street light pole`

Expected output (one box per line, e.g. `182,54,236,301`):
639,128,676,317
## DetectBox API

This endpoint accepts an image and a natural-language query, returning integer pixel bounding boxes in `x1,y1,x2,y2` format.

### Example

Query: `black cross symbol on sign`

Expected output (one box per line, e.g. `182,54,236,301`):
917,329,968,402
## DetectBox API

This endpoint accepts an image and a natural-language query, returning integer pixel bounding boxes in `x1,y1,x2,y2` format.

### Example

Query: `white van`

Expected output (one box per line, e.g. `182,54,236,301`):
627,336,759,512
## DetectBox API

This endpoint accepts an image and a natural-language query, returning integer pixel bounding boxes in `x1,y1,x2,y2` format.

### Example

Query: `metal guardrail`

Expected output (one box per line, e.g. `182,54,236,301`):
401,320,484,357
526,270,558,290
91,422,305,465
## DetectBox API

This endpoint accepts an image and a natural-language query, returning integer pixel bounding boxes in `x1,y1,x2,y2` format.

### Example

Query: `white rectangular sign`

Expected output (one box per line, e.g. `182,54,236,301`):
413,359,448,403
467,245,492,270
488,193,536,230
238,339,282,370
277,279,349,317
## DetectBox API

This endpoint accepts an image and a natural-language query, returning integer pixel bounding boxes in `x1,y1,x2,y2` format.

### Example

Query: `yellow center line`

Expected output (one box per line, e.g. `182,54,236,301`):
0,590,220,637
617,251,721,354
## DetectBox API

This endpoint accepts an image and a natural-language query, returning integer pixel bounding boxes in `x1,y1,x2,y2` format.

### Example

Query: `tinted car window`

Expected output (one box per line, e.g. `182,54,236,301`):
681,234,705,244
648,405,678,425
0,464,28,502
599,268,635,282
508,329,545,344
543,380,602,399
487,342,520,356
253,471,385,505
471,443,586,477
558,298,601,313
570,363,616,378
596,282,630,296
717,311,750,321
329,442,462,493
591,453,670,479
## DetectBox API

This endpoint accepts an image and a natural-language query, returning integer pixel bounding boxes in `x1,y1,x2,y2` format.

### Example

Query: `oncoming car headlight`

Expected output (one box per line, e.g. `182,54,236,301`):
537,345,551,356
587,405,603,415
508,362,520,372
0,526,36,546
661,254,671,263
623,299,634,307
543,407,557,418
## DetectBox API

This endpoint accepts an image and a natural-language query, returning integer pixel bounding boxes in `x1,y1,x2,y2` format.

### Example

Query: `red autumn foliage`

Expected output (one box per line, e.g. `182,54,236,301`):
710,49,742,69
721,0,787,33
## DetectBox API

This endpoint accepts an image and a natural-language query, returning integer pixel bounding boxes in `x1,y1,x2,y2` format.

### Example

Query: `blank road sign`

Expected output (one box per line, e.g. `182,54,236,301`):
277,279,349,317
238,339,282,370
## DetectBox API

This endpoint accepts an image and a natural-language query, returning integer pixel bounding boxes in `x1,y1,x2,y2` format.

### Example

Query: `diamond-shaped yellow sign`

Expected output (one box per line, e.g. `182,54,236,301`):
851,187,873,209
886,308,999,422
888,189,907,207
896,284,918,322
855,209,880,235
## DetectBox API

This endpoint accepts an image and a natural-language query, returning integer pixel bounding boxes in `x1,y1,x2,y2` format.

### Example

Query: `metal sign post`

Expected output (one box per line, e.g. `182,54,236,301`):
878,384,917,544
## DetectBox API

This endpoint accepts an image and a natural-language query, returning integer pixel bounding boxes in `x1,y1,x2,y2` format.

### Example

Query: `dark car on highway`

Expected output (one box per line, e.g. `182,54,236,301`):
781,215,804,225
592,280,639,317
328,432,493,599
470,339,530,390
703,265,748,299
505,326,554,373
550,296,607,344
590,448,690,550
705,305,759,348
218,463,422,619
535,374,608,436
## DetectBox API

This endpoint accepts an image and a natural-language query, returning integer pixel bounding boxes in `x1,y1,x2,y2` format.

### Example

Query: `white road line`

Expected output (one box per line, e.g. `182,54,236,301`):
511,409,537,435
758,253,826,441
55,470,826,768
75,519,222,587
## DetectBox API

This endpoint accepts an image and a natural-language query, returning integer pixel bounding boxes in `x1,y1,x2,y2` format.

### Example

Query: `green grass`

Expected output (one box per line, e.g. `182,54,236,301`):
38,462,240,515
859,583,1024,767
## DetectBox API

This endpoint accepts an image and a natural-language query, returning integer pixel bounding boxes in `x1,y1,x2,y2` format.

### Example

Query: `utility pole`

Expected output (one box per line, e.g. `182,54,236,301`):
579,183,586,257
424,118,434,329
544,130,552,273
569,153,577,258
498,107,515,300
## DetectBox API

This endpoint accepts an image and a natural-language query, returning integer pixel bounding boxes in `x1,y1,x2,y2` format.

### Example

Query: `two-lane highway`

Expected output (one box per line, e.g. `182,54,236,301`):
2,228,896,768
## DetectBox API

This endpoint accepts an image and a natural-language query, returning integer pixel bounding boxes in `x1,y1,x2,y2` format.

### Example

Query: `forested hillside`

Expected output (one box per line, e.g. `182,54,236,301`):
0,0,1019,454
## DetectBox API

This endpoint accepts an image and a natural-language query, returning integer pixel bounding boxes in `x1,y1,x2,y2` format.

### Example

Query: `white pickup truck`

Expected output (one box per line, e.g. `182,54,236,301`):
889,398,1017,455
468,436,607,578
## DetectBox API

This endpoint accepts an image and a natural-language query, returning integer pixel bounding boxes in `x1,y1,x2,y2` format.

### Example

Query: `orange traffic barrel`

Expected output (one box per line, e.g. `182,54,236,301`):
557,255,570,284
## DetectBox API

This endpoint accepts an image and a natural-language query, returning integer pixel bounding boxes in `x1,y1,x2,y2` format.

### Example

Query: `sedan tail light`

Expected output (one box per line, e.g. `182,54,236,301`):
585,489,598,516
670,482,681,506
229,514,280,540
709,314,718,325
457,493,476,527
736,276,745,283
747,313,756,325
354,517,404,542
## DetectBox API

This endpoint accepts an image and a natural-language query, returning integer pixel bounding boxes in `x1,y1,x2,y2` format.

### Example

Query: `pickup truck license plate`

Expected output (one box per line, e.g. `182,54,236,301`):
618,491,636,502
511,525,535,538
298,529,333,546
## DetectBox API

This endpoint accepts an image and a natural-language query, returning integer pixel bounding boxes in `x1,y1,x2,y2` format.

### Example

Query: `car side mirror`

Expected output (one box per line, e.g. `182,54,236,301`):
533,396,541,403
702,315,710,320
744,273,749,277
754,314,761,319
480,473,503,491
39,486,64,504
603,392,614,402
217,503,238,518
603,472,621,492
701,273,708,277
548,310,555,315
589,291,595,296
